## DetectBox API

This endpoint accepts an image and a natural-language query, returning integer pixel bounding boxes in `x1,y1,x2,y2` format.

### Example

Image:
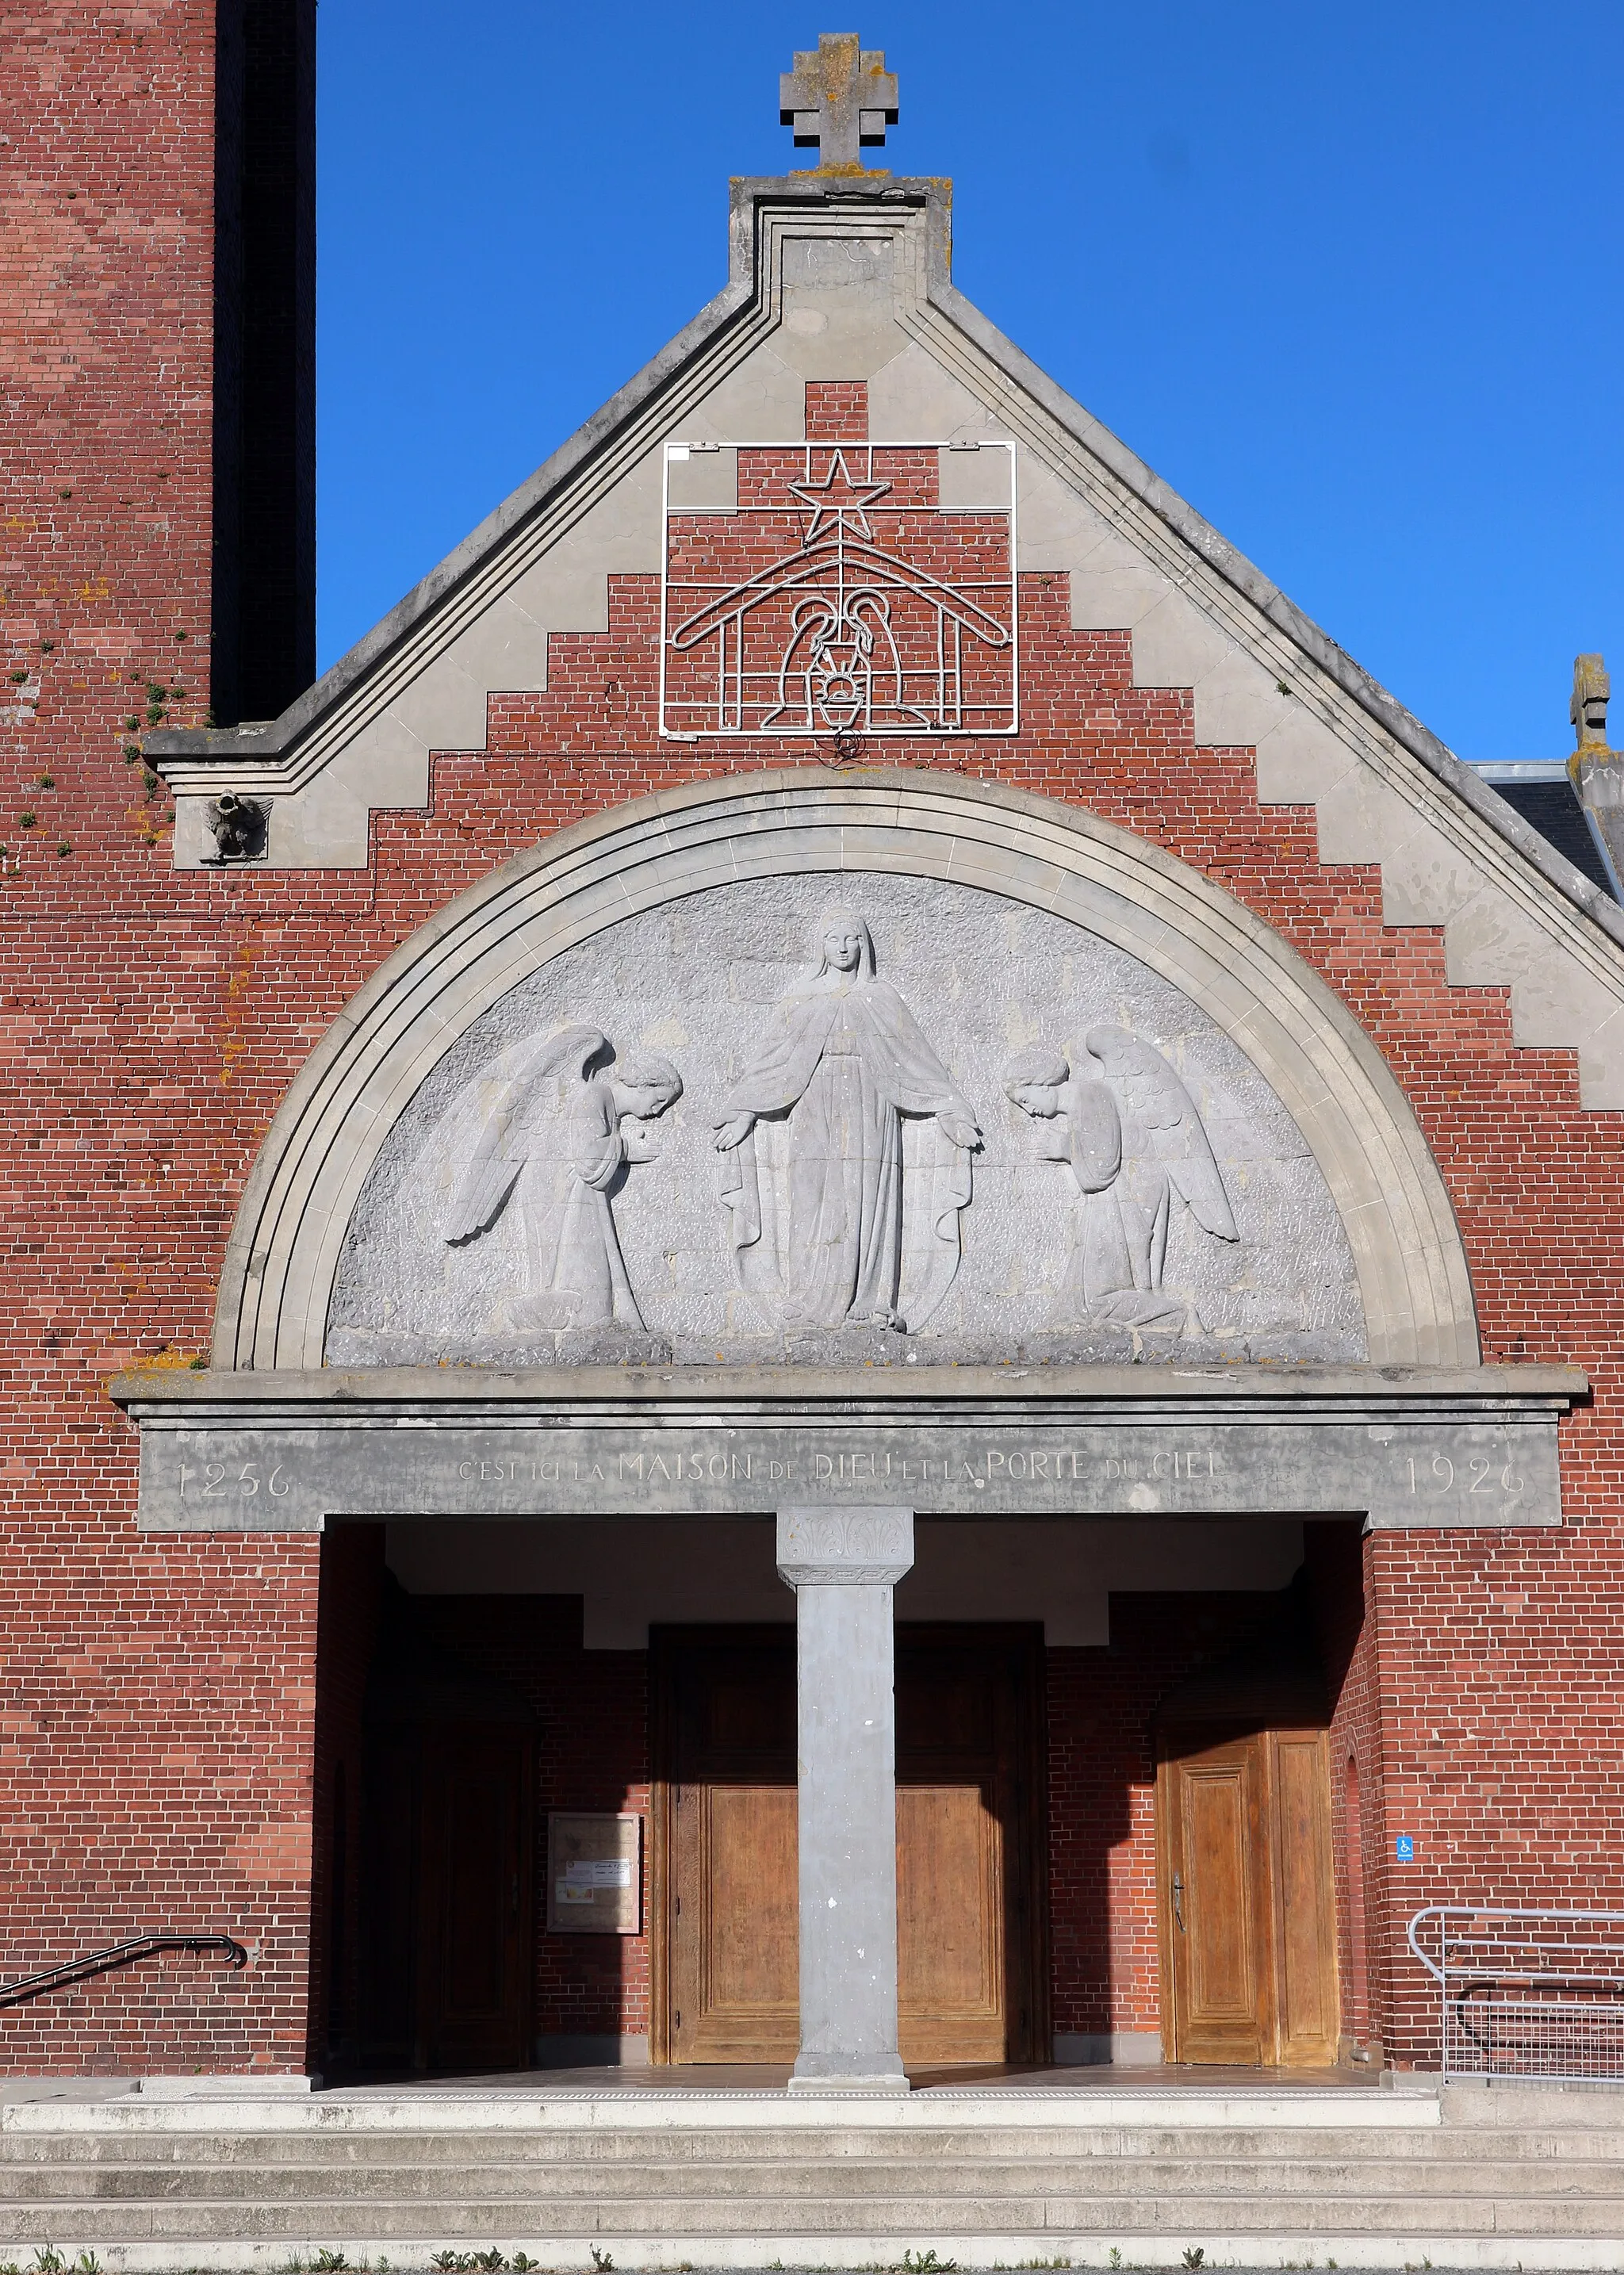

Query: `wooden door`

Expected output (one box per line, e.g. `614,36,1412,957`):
659,1631,800,2062
895,1627,1046,2066
655,1626,1045,2066
1159,1725,1339,2068
1160,1733,1272,2063
358,1732,419,2068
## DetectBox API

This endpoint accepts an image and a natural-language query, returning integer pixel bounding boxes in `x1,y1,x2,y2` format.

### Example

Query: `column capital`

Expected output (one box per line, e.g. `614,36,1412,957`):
776,1504,914,1588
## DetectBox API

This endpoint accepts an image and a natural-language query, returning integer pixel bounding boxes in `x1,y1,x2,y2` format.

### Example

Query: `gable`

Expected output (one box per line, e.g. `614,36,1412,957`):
150,174,1624,1106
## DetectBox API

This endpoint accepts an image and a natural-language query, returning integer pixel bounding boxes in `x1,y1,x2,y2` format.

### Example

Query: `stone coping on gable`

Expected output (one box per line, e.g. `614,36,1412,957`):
141,172,1624,963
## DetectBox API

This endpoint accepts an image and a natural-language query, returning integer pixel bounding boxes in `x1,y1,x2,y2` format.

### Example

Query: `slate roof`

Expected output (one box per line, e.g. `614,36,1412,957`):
1469,763,1616,899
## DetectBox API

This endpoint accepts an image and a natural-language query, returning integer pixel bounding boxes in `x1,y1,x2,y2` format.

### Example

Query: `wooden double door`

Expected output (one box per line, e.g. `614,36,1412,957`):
1157,1723,1339,2067
653,1625,1047,2066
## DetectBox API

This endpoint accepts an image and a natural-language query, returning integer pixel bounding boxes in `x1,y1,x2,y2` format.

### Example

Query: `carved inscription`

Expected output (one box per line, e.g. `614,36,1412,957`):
177,1459,293,1503
1402,1450,1524,1501
142,1416,1562,1533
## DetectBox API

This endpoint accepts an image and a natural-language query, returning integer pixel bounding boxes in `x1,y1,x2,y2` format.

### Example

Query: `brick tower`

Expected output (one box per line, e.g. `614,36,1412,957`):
1,0,316,2070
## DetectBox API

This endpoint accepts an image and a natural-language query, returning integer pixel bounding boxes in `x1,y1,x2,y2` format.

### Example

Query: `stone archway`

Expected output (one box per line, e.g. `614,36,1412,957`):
212,769,1477,1371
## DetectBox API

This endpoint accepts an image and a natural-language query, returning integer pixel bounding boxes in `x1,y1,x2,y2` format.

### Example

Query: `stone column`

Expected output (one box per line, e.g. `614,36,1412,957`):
776,1503,914,2095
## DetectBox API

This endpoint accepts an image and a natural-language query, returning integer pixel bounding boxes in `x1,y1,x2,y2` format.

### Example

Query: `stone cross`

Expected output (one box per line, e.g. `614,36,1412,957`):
780,34,899,169
1572,653,1611,752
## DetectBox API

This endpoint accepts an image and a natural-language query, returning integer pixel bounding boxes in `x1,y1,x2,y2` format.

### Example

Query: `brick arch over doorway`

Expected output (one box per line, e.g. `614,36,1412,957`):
210,770,1478,1370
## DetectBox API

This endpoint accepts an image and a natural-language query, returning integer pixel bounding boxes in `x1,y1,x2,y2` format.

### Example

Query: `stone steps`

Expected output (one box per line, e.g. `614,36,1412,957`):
2,2127,1622,2163
6,2156,1624,2202
8,2192,1624,2243
1,2085,1622,2268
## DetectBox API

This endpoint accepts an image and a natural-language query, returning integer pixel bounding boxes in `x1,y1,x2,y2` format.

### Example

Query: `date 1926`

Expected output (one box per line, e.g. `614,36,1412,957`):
1404,1451,1522,1497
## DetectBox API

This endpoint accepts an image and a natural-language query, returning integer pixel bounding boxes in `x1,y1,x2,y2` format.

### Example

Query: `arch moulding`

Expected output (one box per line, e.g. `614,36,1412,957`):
213,770,1478,1372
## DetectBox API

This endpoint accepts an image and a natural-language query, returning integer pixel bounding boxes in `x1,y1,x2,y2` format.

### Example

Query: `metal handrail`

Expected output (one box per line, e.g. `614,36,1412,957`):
1408,1904,1624,1979
0,1934,247,2010
1408,1905,1624,2082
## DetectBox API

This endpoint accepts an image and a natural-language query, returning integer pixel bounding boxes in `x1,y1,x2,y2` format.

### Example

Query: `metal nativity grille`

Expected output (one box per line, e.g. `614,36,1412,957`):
660,439,1018,740
1409,1905,1624,2082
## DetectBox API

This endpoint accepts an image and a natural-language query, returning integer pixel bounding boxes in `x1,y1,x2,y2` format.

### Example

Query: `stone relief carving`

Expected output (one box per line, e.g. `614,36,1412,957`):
442,1025,680,1332
327,874,1368,1369
776,1505,916,1590
713,907,979,1333
1003,1030,1239,1334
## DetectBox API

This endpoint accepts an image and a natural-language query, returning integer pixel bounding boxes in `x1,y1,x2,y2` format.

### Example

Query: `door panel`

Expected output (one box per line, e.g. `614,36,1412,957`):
419,1729,531,2072
706,1786,799,2010
358,1736,419,2067
1185,1765,1255,2020
896,1782,1002,2058
1270,1731,1340,2065
672,1779,800,2059
358,1722,532,2074
665,1634,799,2062
894,1630,1040,2066
1166,1740,1269,2064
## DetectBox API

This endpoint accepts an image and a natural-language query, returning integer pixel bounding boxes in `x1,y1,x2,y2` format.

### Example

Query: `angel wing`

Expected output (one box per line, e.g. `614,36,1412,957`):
442,1024,608,1246
1083,1025,1239,1240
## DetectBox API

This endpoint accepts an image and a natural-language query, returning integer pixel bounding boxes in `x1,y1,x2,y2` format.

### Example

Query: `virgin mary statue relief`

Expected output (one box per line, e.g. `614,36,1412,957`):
713,909,981,1333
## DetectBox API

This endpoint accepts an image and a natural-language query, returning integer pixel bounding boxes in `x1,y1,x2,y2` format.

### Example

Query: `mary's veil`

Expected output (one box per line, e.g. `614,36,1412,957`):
810,906,877,979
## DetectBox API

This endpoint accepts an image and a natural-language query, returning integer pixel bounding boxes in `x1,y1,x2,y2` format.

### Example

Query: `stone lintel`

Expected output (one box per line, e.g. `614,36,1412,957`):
110,1362,1583,1535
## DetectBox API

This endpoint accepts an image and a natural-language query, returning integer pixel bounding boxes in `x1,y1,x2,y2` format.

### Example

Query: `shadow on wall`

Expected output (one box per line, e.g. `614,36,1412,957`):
310,1530,649,2078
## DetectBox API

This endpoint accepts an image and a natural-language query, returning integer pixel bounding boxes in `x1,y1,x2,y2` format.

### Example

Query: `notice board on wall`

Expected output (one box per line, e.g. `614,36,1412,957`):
546,1812,642,1934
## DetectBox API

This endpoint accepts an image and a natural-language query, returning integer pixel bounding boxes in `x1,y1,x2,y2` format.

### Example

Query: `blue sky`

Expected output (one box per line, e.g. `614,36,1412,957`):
316,2,1622,758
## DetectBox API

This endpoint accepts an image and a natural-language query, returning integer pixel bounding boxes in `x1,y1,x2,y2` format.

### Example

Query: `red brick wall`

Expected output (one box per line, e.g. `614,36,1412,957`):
1362,1526,1624,2069
804,381,868,441
3,248,1619,2082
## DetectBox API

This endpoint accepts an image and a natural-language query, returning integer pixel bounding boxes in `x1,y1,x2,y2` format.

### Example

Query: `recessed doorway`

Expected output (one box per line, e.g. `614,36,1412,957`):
1156,1686,1340,2067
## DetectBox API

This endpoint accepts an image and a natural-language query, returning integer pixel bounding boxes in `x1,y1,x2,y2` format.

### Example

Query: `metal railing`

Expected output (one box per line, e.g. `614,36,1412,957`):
0,1934,247,2010
1408,1905,1624,2082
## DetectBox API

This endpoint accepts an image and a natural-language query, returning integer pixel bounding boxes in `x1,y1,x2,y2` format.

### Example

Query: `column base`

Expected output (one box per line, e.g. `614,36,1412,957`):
788,2057,911,2097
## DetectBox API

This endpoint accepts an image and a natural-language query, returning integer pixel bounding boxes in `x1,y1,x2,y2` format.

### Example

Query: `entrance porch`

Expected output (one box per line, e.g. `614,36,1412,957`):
311,1506,1368,2085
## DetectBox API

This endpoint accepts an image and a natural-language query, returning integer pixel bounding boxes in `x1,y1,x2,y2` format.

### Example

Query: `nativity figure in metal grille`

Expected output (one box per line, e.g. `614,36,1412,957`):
664,446,1013,737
